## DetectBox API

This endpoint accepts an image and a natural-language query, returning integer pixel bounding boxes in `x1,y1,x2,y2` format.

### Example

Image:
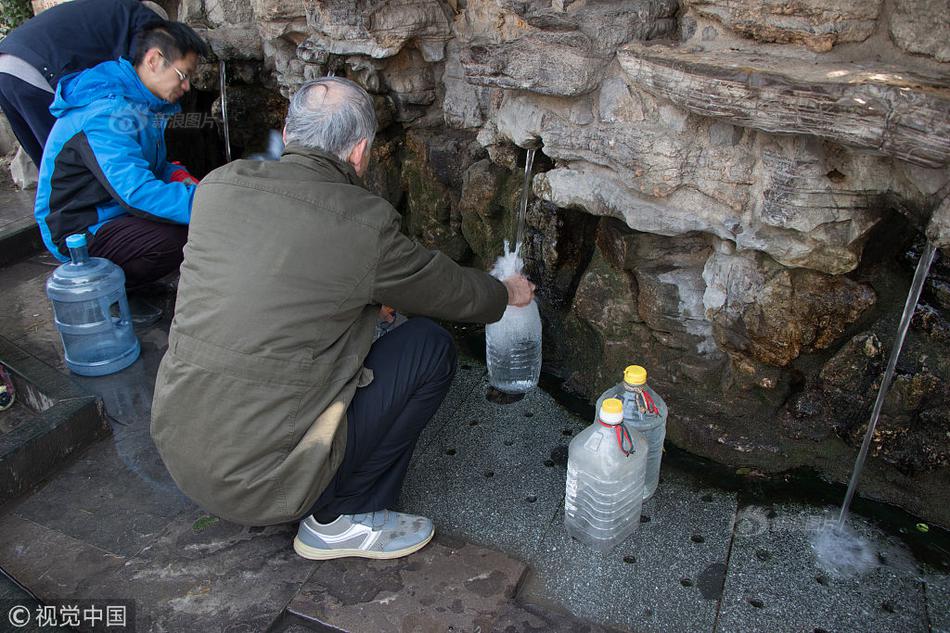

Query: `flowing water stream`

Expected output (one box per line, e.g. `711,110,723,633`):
813,240,939,574
513,148,536,254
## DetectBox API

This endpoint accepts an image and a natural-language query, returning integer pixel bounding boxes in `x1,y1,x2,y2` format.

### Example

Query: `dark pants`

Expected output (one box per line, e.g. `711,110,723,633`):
89,216,188,289
0,73,55,167
310,317,457,521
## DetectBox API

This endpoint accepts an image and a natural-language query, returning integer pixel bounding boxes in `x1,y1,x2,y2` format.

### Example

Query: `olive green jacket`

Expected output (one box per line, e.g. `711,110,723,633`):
150,144,508,525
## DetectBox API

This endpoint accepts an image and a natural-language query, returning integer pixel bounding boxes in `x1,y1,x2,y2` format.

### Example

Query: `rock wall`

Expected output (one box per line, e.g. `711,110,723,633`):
177,0,950,525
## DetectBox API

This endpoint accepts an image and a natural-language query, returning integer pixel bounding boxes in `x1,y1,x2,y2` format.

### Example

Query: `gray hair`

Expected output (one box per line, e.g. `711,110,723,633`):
284,77,377,162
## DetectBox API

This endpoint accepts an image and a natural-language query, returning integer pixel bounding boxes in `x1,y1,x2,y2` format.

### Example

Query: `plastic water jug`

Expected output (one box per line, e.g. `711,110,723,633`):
486,299,542,394
596,365,668,500
565,398,648,552
46,234,140,376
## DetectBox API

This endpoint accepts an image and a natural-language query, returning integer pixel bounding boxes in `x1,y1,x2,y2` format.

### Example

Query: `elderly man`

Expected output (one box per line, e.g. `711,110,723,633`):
151,77,535,560
34,21,207,298
0,0,168,167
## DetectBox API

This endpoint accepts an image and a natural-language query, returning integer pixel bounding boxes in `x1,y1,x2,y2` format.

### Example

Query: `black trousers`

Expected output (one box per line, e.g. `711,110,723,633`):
310,317,457,520
0,73,55,168
89,215,188,289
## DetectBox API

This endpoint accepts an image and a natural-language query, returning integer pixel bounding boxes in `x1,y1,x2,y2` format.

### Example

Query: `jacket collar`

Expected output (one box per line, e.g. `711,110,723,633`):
280,143,362,186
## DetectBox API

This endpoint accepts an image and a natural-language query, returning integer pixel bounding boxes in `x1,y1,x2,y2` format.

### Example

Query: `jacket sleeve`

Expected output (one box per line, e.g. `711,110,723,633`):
372,213,509,324
79,110,195,224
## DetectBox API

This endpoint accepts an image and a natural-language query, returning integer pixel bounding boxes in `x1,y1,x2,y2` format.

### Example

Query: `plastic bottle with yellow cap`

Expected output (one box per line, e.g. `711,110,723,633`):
595,365,668,500
564,397,648,552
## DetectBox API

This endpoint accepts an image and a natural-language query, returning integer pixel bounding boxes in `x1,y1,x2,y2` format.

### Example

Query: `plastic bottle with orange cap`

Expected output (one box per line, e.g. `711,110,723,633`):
595,365,668,501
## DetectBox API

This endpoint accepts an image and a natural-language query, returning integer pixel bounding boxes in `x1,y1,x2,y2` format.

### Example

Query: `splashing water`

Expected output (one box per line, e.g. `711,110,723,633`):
813,522,876,576
491,241,524,280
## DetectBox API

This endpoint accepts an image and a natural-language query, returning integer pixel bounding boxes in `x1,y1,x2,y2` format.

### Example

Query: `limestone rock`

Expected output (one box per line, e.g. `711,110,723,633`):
206,0,255,27
457,0,678,97
617,41,950,169
522,201,600,313
253,0,307,25
634,233,719,355
889,0,950,62
685,0,882,52
305,0,452,60
571,247,642,339
442,38,488,129
459,158,520,266
493,87,934,274
461,32,611,97
401,130,482,261
0,117,17,156
703,250,876,366
10,146,37,190
927,196,950,250
381,48,438,123
197,25,264,61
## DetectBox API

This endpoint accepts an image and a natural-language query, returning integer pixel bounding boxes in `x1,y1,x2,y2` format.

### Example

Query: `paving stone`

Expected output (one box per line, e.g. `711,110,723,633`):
13,438,194,558
288,534,526,633
0,188,34,230
0,256,63,368
399,374,583,560
0,512,126,597
0,572,44,633
490,601,627,633
717,503,930,633
928,573,950,633
413,352,487,455
84,509,315,633
520,467,738,633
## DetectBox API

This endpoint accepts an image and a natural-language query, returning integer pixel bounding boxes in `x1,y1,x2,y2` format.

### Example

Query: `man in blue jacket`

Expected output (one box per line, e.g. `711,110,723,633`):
34,21,208,294
0,0,167,167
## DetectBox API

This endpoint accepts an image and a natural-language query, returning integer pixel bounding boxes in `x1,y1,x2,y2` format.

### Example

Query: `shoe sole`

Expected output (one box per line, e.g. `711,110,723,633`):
292,528,434,561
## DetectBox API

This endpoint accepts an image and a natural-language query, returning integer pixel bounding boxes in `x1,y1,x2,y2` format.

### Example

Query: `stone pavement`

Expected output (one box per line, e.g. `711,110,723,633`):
0,250,947,632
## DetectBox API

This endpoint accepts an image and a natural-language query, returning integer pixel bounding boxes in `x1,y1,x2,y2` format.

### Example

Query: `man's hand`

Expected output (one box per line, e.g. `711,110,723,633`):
503,275,535,307
379,305,396,322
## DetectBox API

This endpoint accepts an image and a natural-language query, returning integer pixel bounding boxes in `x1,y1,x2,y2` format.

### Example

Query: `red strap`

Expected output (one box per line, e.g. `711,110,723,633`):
598,420,633,457
641,390,659,415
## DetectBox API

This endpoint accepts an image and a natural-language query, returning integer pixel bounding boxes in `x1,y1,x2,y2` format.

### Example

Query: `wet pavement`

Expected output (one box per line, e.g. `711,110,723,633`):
0,248,948,632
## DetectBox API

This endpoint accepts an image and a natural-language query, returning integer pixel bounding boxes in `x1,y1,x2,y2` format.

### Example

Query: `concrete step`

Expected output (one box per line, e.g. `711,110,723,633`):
0,335,108,506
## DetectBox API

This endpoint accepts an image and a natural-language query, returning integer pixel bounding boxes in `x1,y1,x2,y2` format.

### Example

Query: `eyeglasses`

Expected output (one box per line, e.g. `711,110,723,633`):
156,51,189,84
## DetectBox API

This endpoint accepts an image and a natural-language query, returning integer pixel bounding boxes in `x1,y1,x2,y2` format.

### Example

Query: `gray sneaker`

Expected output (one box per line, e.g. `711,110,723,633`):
293,510,434,560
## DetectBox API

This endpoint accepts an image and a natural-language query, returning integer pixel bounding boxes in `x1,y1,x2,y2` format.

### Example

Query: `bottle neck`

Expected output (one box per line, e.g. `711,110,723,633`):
68,244,90,265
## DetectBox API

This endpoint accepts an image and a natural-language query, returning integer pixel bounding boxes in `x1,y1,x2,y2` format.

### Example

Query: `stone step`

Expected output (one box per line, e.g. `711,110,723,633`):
0,334,108,506
617,41,950,168
0,188,42,268
285,533,625,633
286,534,529,631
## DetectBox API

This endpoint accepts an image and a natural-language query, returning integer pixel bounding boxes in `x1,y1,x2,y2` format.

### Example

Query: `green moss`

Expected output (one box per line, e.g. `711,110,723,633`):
191,515,219,532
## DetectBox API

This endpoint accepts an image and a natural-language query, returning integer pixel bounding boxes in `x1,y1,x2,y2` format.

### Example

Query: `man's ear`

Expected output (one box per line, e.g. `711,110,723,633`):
346,138,369,171
142,48,163,75
282,125,287,144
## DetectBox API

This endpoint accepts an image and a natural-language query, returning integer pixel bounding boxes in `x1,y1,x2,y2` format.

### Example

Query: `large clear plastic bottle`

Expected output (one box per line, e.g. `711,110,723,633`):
486,299,542,394
46,234,140,376
596,365,668,500
565,398,648,552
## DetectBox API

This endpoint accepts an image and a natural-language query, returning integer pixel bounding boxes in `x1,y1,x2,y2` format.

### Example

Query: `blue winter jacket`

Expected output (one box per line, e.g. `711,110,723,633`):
34,57,195,261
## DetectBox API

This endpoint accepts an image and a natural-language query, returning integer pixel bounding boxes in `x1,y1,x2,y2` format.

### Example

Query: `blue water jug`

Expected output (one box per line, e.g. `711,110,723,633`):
46,234,140,376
